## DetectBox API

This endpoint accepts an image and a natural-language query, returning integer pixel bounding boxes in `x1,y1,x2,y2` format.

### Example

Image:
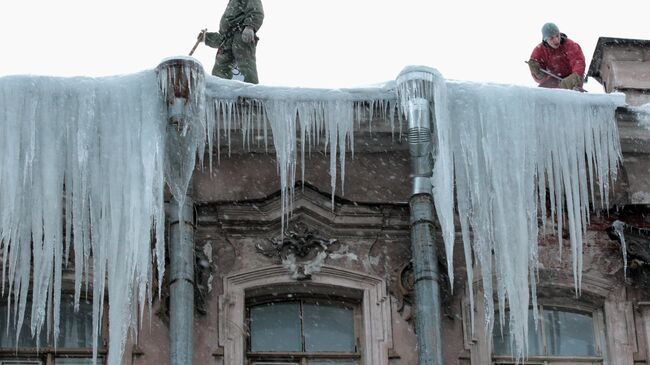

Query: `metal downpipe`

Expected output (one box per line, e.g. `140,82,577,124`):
157,57,204,365
397,67,444,365
166,193,195,365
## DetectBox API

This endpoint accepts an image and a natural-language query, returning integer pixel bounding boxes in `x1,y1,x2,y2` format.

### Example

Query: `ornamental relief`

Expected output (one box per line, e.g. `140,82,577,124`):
256,221,340,280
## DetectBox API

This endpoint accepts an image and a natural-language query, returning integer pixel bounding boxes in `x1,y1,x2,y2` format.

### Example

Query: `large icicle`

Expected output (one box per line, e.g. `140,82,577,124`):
265,99,299,230
612,220,628,278
157,57,206,204
0,72,167,365
439,81,624,361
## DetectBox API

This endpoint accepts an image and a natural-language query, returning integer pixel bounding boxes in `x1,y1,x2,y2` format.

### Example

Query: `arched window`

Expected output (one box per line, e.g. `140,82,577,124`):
218,265,392,365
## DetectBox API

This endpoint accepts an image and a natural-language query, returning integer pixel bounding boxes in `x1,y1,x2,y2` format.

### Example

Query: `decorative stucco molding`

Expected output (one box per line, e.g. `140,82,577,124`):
256,221,338,280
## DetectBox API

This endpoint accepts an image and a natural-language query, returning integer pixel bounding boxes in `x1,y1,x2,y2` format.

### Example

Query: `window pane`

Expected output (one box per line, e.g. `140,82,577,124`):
250,302,301,352
303,303,355,352
57,295,97,348
544,308,596,356
0,301,48,347
492,309,542,356
309,361,356,365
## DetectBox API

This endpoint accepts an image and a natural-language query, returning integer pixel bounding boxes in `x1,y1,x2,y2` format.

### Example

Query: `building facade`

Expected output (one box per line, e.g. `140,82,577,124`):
2,38,650,365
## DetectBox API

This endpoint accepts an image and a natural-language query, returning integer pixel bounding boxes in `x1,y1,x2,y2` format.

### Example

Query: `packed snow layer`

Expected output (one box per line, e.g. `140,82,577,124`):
0,71,166,364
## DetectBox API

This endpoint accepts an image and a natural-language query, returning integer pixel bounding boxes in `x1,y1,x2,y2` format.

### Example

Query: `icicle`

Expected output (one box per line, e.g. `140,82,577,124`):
157,59,206,206
324,100,355,200
265,99,298,231
612,220,628,278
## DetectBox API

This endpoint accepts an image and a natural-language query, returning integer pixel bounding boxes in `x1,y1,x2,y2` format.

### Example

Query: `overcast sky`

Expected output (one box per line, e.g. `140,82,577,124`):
1,0,648,93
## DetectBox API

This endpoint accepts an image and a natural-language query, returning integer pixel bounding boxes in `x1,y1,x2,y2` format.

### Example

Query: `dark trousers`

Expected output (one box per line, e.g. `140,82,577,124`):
212,33,259,84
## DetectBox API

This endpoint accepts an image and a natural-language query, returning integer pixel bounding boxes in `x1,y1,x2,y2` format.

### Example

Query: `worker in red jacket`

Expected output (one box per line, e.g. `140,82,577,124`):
528,23,585,90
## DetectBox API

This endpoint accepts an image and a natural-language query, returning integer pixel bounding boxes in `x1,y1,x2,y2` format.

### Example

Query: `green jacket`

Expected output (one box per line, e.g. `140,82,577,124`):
205,0,264,49
221,0,263,35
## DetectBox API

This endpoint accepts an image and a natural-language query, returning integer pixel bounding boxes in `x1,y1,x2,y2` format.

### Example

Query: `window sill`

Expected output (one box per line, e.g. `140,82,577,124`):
492,355,603,363
248,351,361,360
0,348,107,356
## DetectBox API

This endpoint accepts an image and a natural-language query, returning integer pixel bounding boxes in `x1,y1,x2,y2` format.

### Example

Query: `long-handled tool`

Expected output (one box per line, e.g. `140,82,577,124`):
525,60,562,80
189,29,207,56
524,60,586,92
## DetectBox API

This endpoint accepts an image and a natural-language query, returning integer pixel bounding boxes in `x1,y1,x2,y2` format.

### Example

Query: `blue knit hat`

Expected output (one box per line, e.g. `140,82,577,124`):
542,23,560,41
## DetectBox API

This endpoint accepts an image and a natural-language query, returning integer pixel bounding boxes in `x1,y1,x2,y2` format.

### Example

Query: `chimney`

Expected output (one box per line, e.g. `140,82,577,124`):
588,37,650,106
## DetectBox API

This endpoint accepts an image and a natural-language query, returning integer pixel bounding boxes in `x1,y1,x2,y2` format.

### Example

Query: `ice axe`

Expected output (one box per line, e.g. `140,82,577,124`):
189,29,207,56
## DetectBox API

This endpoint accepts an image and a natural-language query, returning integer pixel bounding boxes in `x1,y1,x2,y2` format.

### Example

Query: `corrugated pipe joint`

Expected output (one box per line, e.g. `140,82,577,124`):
405,98,434,196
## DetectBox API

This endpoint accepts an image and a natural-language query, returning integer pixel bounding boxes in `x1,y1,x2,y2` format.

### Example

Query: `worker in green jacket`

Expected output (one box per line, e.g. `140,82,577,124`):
199,0,264,84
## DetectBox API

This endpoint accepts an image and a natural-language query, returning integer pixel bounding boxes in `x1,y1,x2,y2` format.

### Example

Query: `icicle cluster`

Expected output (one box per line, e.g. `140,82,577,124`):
440,81,624,361
203,79,399,227
205,72,624,362
0,61,627,365
0,72,166,365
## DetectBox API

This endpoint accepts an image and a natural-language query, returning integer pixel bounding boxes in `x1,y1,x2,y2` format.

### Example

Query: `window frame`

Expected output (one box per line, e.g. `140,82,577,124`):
218,265,393,365
0,291,107,365
245,295,362,364
491,304,606,365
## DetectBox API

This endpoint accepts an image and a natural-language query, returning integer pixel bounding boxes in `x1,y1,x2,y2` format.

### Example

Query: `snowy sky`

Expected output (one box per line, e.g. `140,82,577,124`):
1,0,648,93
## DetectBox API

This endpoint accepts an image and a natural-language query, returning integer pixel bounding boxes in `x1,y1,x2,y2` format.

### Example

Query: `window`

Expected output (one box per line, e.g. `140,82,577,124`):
247,297,360,365
492,305,604,365
219,265,392,365
0,294,104,365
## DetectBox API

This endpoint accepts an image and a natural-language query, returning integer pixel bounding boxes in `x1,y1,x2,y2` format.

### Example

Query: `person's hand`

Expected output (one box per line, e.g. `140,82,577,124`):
559,73,581,90
242,26,255,43
528,59,545,80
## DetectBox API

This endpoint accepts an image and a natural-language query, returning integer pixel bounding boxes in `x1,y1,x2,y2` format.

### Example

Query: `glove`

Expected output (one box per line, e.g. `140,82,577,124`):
559,73,582,90
528,59,545,80
242,26,255,43
204,32,223,48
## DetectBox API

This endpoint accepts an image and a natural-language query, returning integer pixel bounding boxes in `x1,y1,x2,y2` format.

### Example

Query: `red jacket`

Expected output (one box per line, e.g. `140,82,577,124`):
530,34,585,88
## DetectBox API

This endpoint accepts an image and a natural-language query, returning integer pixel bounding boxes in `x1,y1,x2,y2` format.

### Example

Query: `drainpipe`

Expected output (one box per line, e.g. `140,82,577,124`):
397,67,444,365
166,191,195,365
157,57,204,365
